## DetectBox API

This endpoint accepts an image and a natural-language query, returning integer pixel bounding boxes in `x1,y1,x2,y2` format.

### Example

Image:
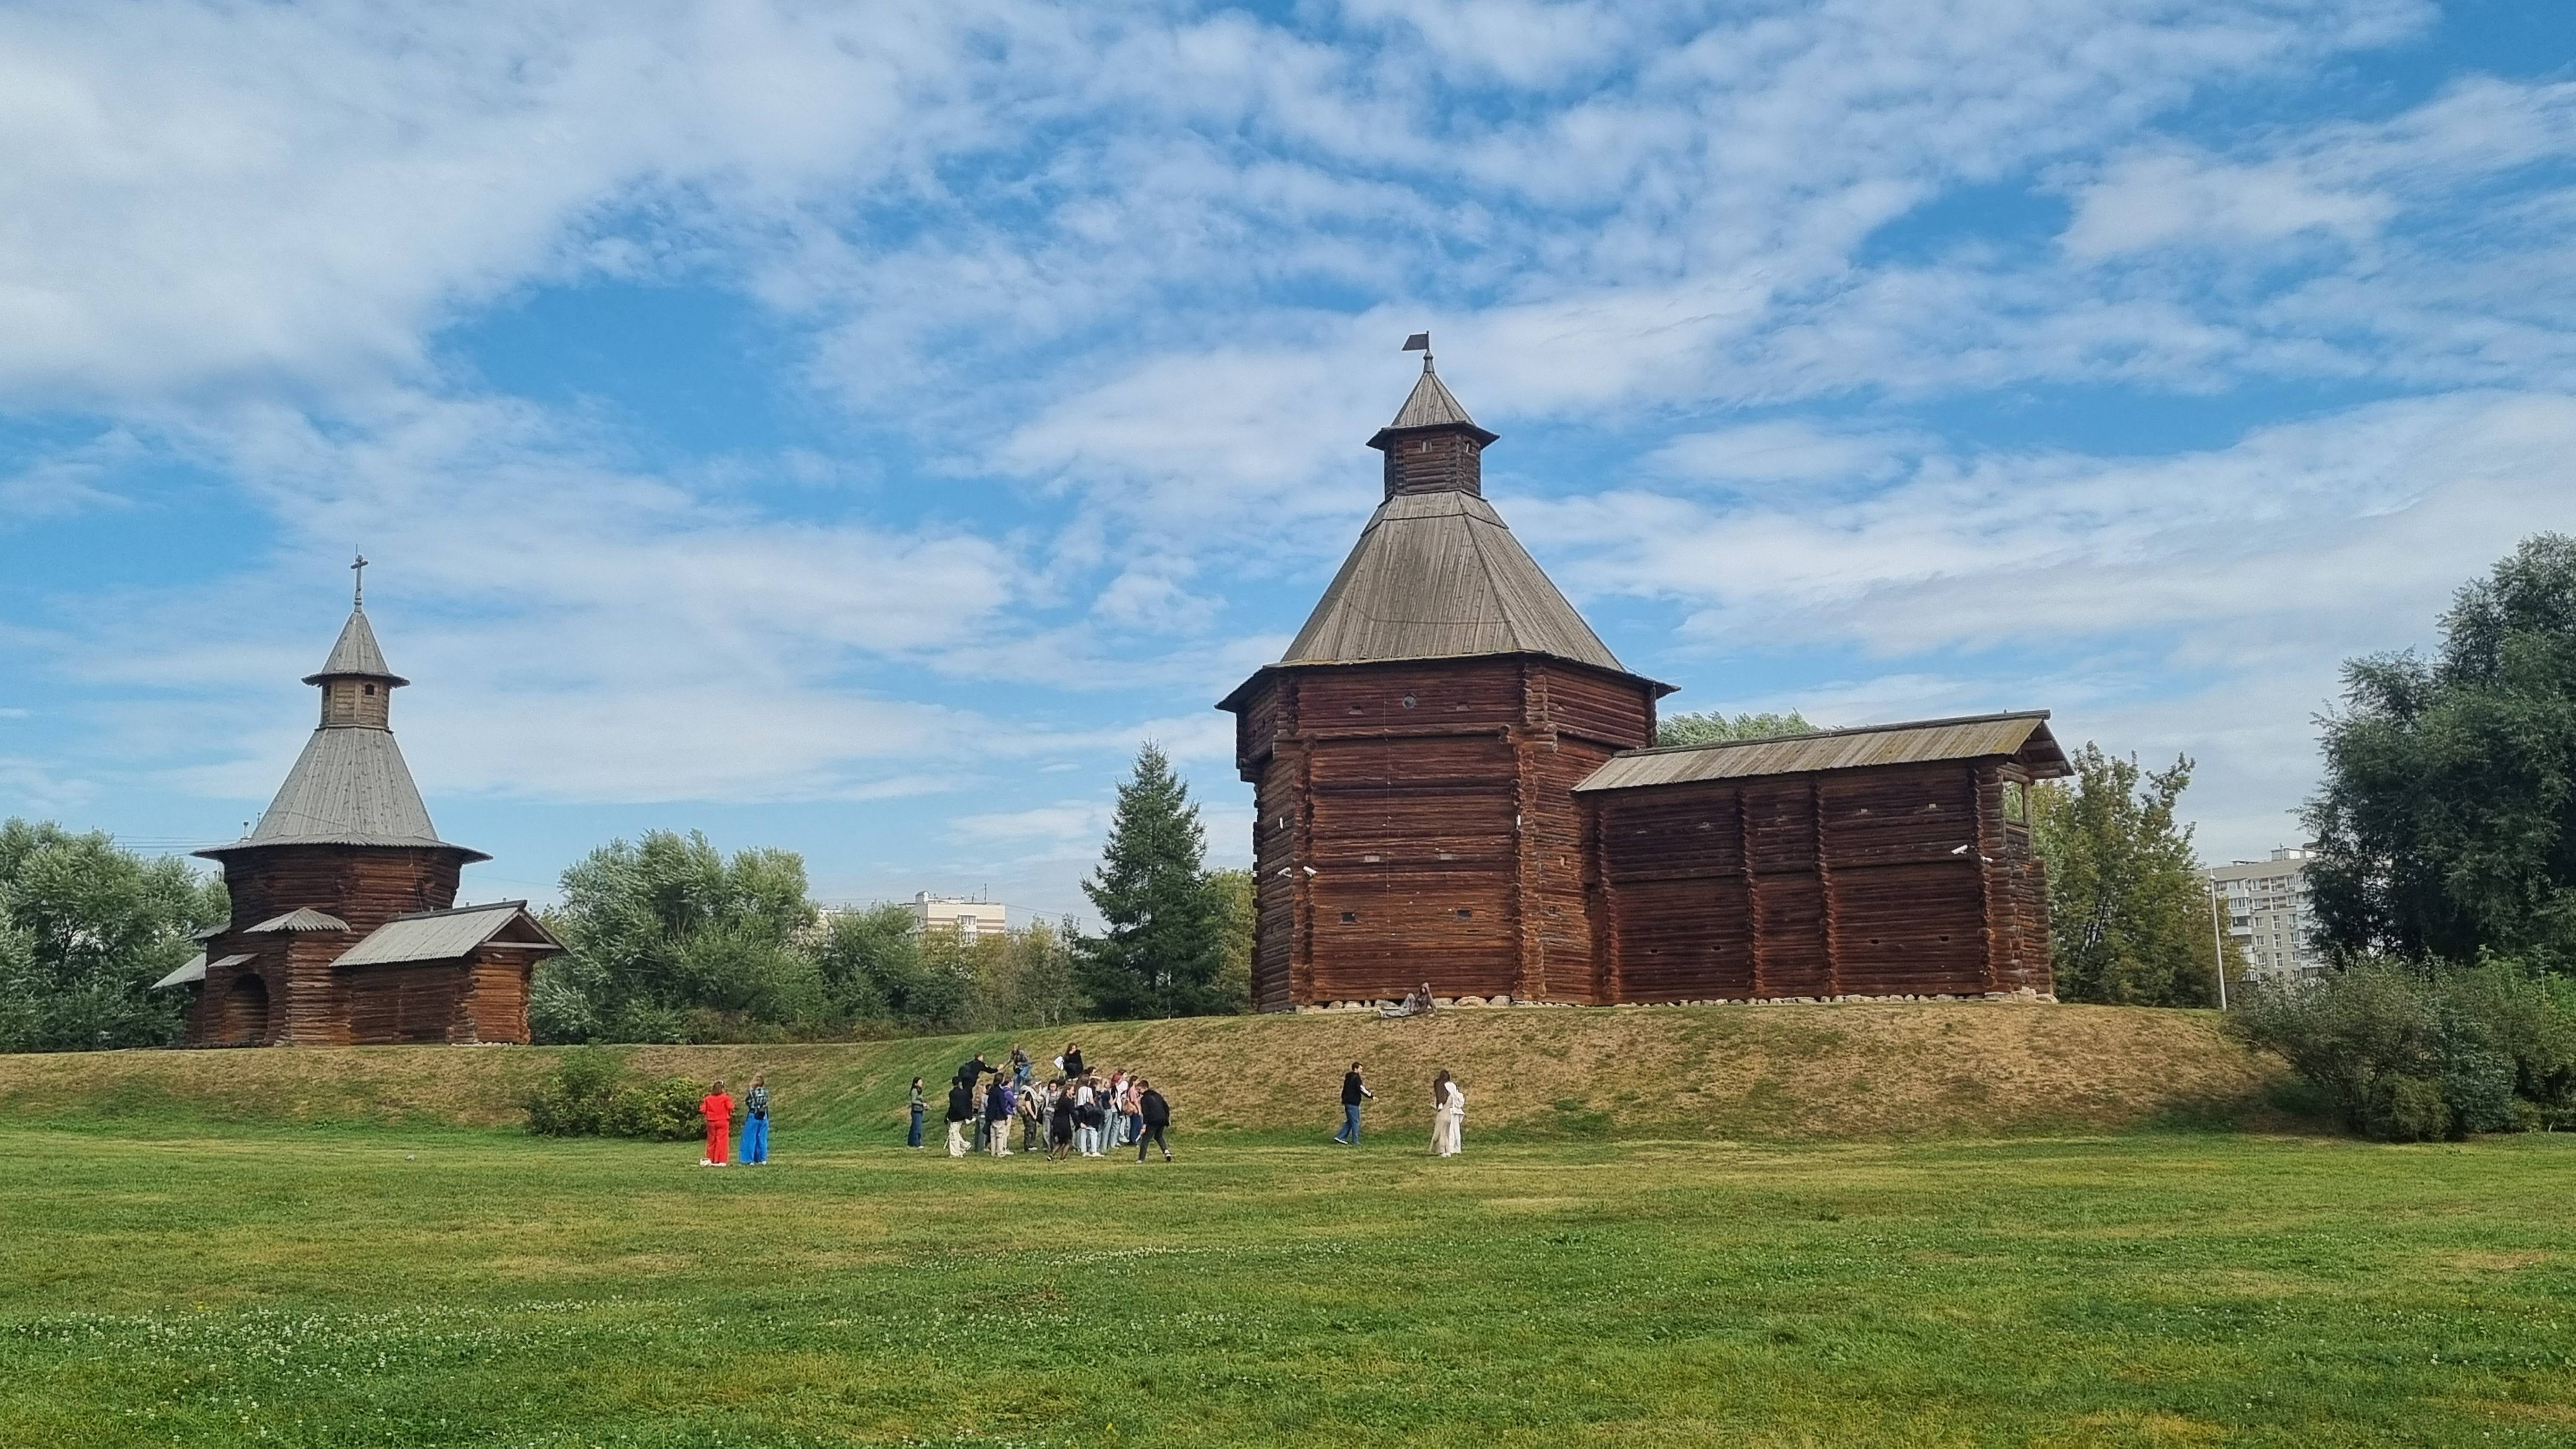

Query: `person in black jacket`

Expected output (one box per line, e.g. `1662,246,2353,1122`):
1334,1061,1373,1145
944,1080,975,1158
1061,1043,1085,1079
1135,1080,1172,1162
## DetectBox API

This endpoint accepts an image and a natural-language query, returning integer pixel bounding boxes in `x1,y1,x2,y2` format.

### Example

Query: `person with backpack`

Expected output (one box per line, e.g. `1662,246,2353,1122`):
740,1074,772,1166
944,1078,974,1158
1017,1075,1044,1152
1334,1061,1373,1145
699,1080,734,1168
1136,1080,1172,1162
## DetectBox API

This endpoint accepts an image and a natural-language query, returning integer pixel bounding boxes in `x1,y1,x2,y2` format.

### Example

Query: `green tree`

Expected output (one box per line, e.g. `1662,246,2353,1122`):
811,903,962,1032
0,819,226,1052
2306,534,2576,972
1074,744,1229,1018
532,830,822,1043
1656,710,1820,747
2031,745,2240,1006
1208,867,1254,1013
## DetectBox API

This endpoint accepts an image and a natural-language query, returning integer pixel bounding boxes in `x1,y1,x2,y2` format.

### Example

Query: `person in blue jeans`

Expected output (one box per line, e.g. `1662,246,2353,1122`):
907,1077,926,1149
742,1075,772,1165
1335,1061,1373,1144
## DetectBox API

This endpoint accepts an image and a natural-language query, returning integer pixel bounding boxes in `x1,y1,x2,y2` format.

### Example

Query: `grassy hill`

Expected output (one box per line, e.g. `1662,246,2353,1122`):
0,1000,2290,1143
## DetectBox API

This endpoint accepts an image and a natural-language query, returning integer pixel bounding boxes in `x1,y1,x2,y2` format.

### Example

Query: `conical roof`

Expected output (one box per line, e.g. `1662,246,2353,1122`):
303,608,408,686
1371,362,1498,446
204,726,483,859
201,606,482,862
1278,490,1627,670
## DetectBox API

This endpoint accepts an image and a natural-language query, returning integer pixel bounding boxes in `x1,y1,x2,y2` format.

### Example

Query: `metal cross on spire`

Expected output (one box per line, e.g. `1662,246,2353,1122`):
1402,331,1432,370
351,552,368,608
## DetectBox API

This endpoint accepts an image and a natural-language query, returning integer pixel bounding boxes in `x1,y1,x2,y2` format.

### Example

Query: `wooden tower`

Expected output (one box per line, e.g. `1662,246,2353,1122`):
1219,354,1672,1010
171,574,558,1045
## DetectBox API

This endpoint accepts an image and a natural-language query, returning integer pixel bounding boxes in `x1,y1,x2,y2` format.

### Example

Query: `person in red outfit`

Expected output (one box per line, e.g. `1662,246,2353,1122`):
700,1080,734,1167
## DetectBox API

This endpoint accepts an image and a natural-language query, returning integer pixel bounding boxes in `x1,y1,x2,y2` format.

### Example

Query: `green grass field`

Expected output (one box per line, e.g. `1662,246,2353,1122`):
5,1115,2573,1447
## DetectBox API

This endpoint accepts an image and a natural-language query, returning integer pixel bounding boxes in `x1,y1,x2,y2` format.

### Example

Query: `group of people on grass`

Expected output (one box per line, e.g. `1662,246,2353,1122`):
695,1076,772,1167
911,1044,1175,1164
1334,1061,1468,1156
687,1050,1468,1169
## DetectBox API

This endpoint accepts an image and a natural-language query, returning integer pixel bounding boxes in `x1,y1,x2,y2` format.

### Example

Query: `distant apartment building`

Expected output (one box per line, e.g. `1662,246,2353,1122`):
911,892,1004,942
2208,847,2325,982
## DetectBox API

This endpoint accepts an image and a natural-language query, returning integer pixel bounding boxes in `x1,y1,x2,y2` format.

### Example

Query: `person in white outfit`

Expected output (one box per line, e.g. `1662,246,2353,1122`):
1430,1070,1464,1157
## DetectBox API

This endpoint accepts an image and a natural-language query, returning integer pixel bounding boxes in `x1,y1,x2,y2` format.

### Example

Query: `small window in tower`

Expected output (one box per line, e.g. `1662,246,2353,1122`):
363,684,376,696
1455,908,1472,920
1340,911,1357,924
1401,695,1416,709
2004,780,2028,823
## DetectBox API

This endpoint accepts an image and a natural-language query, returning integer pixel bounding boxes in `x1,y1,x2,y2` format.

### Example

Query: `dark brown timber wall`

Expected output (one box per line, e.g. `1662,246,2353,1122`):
1585,758,2053,1001
1231,655,1658,1010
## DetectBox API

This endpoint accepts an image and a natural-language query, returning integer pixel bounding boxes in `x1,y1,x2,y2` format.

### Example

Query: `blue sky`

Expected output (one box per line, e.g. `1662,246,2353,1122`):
2,0,2572,923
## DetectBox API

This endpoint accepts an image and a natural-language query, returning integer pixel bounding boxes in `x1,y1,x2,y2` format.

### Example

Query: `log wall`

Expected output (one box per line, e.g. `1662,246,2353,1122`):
181,843,542,1046
1228,655,1658,1009
1587,758,2055,1001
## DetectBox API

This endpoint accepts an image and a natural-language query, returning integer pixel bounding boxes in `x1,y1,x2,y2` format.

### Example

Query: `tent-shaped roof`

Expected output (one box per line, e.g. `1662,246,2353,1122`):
331,901,560,969
201,727,484,859
201,602,486,863
303,607,407,686
1575,712,2072,792
1275,490,1630,672
1369,364,1497,445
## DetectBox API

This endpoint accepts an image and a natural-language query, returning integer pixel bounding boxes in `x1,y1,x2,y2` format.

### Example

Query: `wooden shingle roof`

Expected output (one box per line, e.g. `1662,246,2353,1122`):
303,607,407,685
1278,491,1628,671
199,605,486,863
1576,712,2071,792
331,901,560,968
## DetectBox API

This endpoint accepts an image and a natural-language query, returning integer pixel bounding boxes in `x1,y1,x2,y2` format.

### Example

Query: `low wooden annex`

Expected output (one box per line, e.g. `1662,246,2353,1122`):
155,592,559,1045
1577,714,2069,1002
1220,353,2070,1010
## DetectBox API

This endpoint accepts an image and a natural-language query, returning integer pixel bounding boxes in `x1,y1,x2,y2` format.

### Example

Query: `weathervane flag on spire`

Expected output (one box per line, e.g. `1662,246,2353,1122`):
1402,332,1430,352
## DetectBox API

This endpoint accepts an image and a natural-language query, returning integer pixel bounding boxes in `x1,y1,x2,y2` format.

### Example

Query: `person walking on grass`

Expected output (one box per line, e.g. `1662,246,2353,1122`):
1334,1061,1373,1145
945,1077,974,1158
700,1080,734,1167
907,1077,927,1150
741,1075,772,1166
986,1075,1016,1158
1136,1080,1172,1162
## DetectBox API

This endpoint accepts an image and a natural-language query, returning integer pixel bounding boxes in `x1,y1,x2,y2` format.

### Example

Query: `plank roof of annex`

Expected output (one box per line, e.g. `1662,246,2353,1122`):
1575,711,2071,792
331,900,561,969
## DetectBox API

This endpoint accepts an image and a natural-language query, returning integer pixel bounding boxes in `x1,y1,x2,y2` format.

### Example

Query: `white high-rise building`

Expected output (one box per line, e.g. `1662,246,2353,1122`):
2208,847,2325,983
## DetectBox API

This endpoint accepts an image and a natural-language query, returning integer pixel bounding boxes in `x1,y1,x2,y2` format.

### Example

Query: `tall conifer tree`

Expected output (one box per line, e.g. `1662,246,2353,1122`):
1075,744,1228,1018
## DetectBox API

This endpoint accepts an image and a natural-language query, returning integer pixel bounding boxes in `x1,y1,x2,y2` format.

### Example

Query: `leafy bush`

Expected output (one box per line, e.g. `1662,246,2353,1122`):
525,1049,704,1140
2230,960,2576,1140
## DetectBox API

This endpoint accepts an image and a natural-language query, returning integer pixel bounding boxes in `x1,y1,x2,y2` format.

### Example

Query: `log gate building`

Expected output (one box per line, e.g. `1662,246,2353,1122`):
1219,352,2069,1012
155,580,558,1045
